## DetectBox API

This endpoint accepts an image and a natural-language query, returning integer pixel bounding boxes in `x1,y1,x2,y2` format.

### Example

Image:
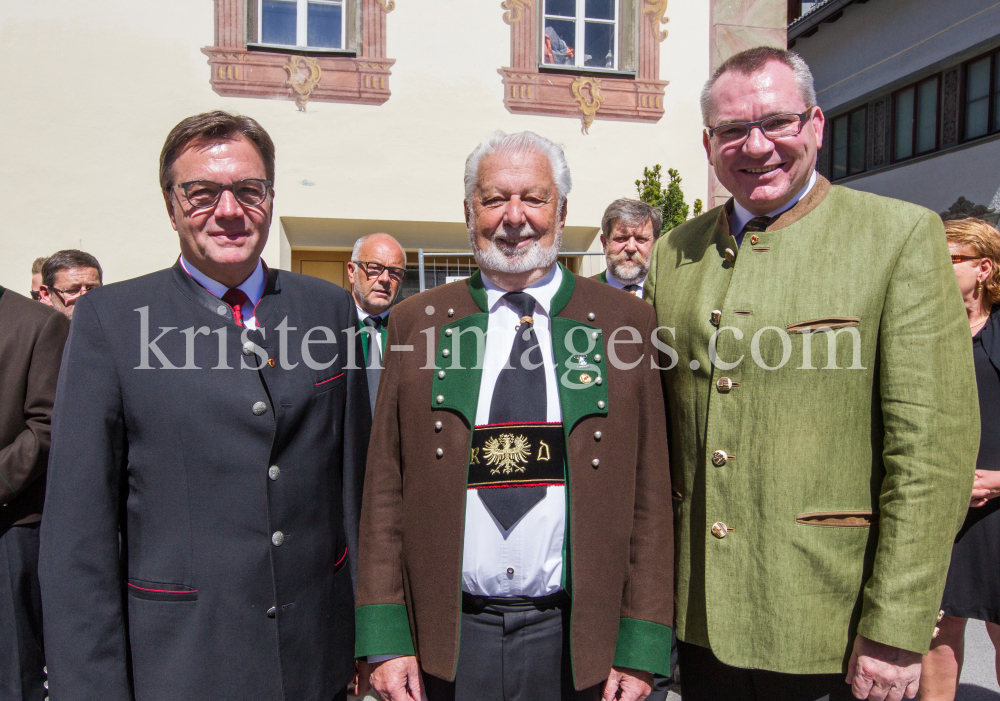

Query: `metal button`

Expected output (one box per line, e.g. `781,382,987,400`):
710,310,722,326
268,465,280,481
448,309,455,317
507,567,514,575
594,354,602,363
597,400,605,409
587,312,595,321
436,448,444,458
252,401,267,416
933,626,940,639
242,341,255,356
717,377,733,393
435,421,443,431
594,431,602,441
595,377,603,385
438,370,446,379
591,331,599,340
445,329,453,337
217,304,228,316
592,458,600,468
442,349,450,358
271,531,284,546
436,395,444,404
267,606,276,618
712,450,729,467
724,248,736,264
711,522,731,539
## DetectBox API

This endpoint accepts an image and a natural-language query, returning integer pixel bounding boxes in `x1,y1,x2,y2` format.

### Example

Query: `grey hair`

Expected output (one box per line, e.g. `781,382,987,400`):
464,131,572,211
351,233,406,263
700,46,817,126
601,199,663,240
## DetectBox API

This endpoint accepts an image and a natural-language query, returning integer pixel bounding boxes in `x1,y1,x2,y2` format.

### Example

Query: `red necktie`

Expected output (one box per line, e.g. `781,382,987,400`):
222,288,251,327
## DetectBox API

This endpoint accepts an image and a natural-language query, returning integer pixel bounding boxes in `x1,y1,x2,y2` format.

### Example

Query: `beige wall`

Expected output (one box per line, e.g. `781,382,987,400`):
0,0,712,290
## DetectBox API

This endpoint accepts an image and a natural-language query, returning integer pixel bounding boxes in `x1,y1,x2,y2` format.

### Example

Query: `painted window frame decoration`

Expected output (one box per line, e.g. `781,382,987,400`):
204,0,395,111
500,0,669,134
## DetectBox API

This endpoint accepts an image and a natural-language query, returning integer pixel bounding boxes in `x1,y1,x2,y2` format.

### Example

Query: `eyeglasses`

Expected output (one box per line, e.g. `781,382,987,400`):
356,261,405,282
173,179,272,209
951,255,981,264
49,284,100,300
707,109,814,143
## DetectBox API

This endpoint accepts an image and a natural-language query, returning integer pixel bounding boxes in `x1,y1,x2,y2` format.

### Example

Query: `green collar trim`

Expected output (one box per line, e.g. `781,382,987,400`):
468,263,575,316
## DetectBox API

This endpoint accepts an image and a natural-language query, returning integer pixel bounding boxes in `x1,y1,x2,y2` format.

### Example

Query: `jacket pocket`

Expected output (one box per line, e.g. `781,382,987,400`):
795,511,878,527
127,579,198,602
333,545,349,574
786,317,861,333
314,372,345,395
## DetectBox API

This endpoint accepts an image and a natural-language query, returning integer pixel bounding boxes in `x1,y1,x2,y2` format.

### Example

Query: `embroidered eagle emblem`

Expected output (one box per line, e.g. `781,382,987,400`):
483,433,532,475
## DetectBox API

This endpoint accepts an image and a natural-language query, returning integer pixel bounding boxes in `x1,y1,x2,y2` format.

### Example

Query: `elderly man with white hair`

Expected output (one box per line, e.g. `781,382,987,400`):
354,131,674,701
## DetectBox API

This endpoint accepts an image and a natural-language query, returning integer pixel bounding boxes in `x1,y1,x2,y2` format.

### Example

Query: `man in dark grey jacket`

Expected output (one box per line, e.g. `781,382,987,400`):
39,111,370,701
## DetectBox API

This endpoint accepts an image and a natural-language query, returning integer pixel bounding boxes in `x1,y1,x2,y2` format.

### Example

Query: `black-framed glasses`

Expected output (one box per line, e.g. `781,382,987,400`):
707,109,814,142
49,284,101,300
356,261,405,282
173,179,272,209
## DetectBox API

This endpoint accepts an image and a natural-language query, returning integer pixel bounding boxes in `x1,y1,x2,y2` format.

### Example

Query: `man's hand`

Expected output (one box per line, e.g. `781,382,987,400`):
845,635,921,701
369,656,425,701
348,659,372,697
970,469,1000,507
602,666,653,701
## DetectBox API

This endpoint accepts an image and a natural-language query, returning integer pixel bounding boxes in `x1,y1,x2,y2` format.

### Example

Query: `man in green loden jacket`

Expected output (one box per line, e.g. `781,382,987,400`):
646,46,979,701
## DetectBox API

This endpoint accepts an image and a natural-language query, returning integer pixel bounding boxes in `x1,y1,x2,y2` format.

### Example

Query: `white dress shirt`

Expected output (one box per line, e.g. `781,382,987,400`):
179,255,266,329
462,265,566,598
729,169,817,237
604,269,645,299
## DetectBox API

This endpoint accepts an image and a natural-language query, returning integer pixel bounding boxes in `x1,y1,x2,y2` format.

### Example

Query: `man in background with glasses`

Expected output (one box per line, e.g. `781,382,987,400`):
645,47,978,700
347,233,407,414
37,250,102,319
39,111,371,701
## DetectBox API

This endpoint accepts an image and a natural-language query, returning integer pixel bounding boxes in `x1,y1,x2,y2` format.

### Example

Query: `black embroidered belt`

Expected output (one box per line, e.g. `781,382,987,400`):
468,422,565,489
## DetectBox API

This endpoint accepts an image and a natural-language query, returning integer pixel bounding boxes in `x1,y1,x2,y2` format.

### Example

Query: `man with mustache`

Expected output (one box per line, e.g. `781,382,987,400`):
592,199,660,298
355,131,674,701
645,46,977,701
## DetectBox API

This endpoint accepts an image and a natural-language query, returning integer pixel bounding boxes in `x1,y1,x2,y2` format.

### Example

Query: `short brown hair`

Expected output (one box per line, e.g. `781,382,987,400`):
701,46,816,125
159,111,276,190
601,199,663,241
31,257,48,275
945,217,1000,306
42,250,103,288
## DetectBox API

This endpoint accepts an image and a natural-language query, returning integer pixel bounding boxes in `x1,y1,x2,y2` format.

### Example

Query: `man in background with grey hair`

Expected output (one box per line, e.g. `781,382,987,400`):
591,199,661,298
646,46,976,701
347,233,407,413
355,130,674,701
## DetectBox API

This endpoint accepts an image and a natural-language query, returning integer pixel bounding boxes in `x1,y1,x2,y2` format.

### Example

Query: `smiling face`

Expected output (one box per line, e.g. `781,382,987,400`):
704,60,825,215
164,136,272,289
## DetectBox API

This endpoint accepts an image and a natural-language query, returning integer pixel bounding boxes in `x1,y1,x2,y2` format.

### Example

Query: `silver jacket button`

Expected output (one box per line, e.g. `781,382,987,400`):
242,341,255,356
266,606,276,618
268,466,280,481
252,401,267,416
271,531,284,546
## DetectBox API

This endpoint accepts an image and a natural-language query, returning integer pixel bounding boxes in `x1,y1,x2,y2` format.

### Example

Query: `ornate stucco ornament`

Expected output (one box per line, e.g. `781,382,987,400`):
570,76,604,134
376,0,395,11
644,0,670,41
501,0,531,24
283,56,322,111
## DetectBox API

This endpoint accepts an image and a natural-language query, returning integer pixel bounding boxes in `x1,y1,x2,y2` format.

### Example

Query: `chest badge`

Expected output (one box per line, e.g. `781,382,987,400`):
483,433,532,475
579,373,592,384
572,354,589,368
750,234,760,245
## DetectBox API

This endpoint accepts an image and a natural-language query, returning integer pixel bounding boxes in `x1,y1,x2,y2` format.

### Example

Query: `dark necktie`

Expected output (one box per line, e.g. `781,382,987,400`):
624,284,640,295
735,215,772,249
222,288,251,327
478,291,547,530
363,314,384,413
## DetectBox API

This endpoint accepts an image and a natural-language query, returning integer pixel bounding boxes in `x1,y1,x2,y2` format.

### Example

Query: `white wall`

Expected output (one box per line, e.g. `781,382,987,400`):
0,0,711,290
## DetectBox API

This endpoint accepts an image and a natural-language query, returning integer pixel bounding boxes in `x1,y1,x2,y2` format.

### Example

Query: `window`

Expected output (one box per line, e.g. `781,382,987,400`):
542,0,619,71
963,50,1000,141
258,0,344,50
830,106,866,180
893,76,939,161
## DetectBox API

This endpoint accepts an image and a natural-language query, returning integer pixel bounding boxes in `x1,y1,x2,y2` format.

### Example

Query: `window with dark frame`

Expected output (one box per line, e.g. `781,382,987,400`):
257,0,345,50
542,0,619,71
963,49,1000,142
892,75,939,162
830,106,866,180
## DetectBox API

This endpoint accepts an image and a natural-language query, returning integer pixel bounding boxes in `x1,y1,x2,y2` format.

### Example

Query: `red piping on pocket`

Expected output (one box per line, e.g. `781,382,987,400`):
315,372,345,387
334,546,348,567
128,583,198,594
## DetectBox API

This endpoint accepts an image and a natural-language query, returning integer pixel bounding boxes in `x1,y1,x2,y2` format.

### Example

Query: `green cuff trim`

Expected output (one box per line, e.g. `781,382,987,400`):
355,604,416,658
612,617,673,677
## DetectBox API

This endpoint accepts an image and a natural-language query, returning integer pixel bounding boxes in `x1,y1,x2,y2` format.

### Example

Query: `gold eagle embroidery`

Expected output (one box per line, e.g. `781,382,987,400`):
483,433,532,475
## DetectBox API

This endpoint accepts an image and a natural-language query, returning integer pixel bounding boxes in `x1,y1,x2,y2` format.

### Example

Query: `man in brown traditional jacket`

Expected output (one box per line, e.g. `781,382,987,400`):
355,131,674,701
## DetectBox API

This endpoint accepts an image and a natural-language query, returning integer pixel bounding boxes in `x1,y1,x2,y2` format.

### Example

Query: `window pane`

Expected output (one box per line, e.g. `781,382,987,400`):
994,56,1000,133
543,21,576,65
894,87,914,160
915,79,937,153
584,21,614,68
966,57,991,139
586,0,614,20
262,0,297,46
832,115,848,180
546,0,576,18
307,2,341,48
849,108,866,174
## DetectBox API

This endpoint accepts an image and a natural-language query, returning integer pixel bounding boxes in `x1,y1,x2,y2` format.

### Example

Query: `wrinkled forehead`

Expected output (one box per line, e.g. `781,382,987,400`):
476,147,556,190
710,62,805,121
358,237,406,265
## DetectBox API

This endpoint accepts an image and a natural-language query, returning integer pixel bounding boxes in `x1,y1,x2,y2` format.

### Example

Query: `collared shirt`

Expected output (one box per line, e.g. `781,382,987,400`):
356,305,389,361
462,264,566,598
729,169,817,237
604,268,646,299
179,255,266,329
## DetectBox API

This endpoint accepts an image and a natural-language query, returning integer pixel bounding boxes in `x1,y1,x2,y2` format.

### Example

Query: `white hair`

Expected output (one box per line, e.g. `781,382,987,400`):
700,47,817,127
464,131,572,211
351,232,406,263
